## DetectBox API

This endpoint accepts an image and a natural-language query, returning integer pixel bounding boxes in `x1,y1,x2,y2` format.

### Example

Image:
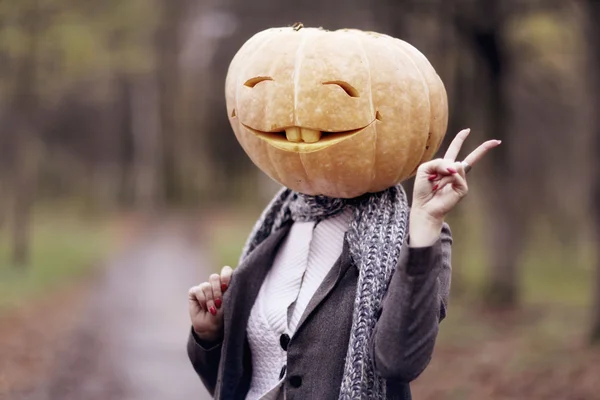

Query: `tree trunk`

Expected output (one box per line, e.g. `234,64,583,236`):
0,174,7,230
483,52,519,307
455,3,523,308
372,0,411,40
12,129,40,267
587,0,600,344
11,1,41,268
156,0,186,205
131,74,162,212
443,38,472,297
480,33,523,308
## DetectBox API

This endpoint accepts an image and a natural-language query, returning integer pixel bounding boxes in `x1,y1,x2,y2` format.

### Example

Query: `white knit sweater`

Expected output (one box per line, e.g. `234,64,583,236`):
245,208,354,400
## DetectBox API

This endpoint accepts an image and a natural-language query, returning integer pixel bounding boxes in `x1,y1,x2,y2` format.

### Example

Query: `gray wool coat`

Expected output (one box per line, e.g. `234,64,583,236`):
187,220,452,400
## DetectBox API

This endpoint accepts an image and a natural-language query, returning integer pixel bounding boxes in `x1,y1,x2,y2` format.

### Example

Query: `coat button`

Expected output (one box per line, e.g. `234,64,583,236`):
279,334,290,351
279,365,287,380
289,375,302,388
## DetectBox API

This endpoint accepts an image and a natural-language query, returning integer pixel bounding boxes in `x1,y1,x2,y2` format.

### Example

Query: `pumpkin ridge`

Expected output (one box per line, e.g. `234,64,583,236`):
392,40,431,184
298,152,315,193
430,77,448,154
264,38,289,146
265,143,284,184
352,32,378,188
235,32,277,124
293,32,311,125
395,39,446,166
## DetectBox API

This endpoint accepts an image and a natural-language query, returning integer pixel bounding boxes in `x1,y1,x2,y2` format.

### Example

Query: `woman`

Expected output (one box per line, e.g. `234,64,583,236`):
187,129,500,399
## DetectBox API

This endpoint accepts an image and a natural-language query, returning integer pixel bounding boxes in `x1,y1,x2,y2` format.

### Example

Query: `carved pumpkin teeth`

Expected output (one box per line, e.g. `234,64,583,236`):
284,127,322,143
301,128,321,143
285,127,301,142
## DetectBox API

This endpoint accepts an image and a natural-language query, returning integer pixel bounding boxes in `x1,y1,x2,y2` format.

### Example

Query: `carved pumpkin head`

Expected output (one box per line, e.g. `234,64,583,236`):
225,25,448,198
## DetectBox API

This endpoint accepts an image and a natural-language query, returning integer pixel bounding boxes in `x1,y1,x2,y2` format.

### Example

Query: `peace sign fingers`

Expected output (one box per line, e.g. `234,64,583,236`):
444,128,471,161
462,139,502,169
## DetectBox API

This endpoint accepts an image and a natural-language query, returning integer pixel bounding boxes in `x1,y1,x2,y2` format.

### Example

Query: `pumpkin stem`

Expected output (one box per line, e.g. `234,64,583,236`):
292,22,304,31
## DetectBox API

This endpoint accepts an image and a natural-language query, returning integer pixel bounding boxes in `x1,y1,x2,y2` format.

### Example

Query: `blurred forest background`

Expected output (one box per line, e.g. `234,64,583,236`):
1,0,600,399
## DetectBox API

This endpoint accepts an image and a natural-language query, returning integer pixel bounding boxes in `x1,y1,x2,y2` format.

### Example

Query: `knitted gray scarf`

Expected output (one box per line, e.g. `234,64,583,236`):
239,184,409,399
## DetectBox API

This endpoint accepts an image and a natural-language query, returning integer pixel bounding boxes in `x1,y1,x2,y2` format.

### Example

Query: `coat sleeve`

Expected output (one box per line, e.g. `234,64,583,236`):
371,222,452,383
187,327,223,396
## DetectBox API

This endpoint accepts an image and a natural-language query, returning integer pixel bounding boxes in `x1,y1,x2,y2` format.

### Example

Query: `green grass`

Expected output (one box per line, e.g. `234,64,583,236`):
0,213,115,310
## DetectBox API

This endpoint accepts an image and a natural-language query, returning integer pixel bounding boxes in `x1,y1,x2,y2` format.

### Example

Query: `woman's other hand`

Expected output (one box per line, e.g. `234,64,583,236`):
188,266,233,343
409,129,501,247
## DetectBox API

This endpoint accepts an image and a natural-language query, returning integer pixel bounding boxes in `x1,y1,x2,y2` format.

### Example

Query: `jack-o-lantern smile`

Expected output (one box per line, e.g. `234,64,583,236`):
225,26,448,198
239,117,378,153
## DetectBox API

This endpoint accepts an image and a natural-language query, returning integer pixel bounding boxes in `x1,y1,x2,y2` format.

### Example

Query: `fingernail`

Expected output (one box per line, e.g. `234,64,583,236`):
447,168,457,174
428,173,437,181
496,140,502,144
221,284,228,292
432,184,439,191
215,298,222,308
209,306,217,316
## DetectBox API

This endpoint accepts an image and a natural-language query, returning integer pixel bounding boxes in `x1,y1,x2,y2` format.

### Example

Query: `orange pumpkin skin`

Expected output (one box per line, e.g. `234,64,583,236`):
225,26,448,199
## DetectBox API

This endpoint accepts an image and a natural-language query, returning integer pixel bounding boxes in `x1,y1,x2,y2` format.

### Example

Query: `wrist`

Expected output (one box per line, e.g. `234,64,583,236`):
193,326,222,344
409,208,443,247
191,327,223,350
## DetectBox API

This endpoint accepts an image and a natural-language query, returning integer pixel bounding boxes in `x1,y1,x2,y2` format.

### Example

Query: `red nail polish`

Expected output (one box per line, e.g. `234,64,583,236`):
221,284,228,292
432,184,439,191
447,168,457,174
215,298,222,308
428,174,437,181
209,306,217,316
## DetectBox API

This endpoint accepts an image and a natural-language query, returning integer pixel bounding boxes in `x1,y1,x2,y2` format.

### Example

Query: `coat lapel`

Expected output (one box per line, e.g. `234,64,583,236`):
294,238,354,335
219,222,292,399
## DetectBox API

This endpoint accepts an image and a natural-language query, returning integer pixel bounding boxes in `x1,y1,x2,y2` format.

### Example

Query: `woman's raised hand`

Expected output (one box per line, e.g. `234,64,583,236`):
188,266,233,343
409,129,501,246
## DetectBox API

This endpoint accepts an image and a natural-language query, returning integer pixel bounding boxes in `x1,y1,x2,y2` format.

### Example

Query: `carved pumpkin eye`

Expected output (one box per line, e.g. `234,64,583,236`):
244,76,273,88
322,81,359,98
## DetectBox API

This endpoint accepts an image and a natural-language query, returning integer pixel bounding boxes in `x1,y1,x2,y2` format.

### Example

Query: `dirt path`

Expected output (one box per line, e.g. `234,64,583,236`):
27,219,212,400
